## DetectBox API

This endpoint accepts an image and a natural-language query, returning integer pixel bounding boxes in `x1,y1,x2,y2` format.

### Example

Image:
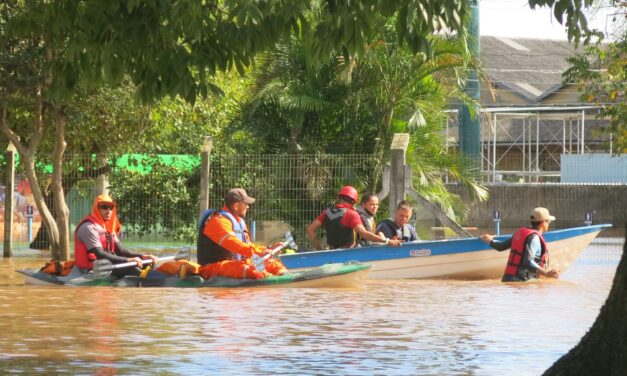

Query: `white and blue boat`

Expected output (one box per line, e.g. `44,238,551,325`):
280,224,612,279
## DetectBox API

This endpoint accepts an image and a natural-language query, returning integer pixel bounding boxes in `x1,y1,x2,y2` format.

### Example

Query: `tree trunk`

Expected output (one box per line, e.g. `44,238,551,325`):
543,223,627,375
0,90,69,260
29,193,54,249
51,111,70,260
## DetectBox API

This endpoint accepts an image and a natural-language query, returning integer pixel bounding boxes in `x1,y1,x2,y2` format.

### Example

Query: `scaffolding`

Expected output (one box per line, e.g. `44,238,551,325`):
446,105,608,183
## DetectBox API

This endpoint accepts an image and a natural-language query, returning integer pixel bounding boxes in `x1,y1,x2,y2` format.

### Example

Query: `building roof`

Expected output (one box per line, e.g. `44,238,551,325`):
480,36,579,103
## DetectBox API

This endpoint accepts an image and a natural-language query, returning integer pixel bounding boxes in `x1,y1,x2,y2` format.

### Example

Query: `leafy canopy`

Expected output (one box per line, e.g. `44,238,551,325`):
7,0,596,105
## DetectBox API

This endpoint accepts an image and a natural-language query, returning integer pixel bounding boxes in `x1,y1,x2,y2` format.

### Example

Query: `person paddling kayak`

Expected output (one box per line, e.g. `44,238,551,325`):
196,188,288,279
74,194,158,278
480,207,560,282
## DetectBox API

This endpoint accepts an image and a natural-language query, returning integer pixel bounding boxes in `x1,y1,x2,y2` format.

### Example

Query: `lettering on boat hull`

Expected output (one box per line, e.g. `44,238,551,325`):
410,249,431,257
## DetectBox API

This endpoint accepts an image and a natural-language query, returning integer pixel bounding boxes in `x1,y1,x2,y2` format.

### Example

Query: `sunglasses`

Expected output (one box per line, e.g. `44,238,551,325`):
98,205,114,211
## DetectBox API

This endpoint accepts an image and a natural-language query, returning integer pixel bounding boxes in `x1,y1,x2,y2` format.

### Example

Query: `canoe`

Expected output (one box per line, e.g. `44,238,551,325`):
279,224,612,280
17,262,371,288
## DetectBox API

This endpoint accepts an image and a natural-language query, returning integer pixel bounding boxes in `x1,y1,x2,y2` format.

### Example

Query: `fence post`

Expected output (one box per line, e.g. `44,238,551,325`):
199,136,213,218
95,174,109,196
4,142,16,258
389,134,409,215
392,133,473,238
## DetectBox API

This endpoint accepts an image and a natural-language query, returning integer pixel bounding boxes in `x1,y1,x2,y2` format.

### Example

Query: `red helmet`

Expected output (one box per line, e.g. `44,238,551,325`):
337,186,358,203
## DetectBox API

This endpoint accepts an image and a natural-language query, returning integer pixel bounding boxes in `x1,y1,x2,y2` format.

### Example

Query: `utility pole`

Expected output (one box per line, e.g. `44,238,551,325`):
458,3,481,165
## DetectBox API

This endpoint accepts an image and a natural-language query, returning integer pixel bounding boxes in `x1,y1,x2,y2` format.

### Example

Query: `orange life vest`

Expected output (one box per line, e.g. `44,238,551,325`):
504,227,548,278
74,215,116,269
156,260,201,276
40,260,76,276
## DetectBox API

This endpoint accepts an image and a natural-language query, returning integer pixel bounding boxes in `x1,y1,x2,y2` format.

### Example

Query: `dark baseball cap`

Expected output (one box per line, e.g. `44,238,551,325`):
224,188,256,205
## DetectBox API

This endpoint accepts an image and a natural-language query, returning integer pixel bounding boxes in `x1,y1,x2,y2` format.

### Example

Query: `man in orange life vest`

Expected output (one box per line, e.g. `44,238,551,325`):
306,186,402,250
196,188,287,279
480,207,560,282
74,194,158,277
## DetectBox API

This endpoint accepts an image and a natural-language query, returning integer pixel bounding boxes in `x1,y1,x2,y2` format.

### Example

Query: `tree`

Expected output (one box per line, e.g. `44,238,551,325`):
543,2,626,373
543,224,627,375
563,38,626,153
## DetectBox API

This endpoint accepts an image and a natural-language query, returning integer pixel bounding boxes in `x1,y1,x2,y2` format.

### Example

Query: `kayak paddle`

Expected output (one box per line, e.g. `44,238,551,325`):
252,232,297,271
92,247,192,279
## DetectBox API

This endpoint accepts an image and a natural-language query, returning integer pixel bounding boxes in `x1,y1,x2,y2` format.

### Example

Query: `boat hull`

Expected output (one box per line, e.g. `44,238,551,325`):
280,224,612,280
17,262,371,288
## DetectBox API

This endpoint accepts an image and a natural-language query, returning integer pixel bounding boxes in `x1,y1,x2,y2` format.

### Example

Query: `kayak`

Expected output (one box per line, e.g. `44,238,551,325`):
17,262,372,288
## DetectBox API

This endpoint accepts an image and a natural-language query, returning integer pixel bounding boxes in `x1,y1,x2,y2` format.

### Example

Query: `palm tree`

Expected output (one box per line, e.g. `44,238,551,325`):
344,31,489,221
234,37,337,154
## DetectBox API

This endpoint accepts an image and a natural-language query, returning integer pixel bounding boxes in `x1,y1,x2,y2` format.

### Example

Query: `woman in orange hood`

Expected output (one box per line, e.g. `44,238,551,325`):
74,194,158,277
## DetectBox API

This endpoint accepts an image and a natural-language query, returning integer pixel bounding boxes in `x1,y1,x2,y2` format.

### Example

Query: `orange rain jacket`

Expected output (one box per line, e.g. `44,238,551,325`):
198,206,287,279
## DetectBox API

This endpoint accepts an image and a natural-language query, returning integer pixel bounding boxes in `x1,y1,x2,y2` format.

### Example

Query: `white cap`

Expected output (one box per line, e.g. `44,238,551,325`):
530,207,556,222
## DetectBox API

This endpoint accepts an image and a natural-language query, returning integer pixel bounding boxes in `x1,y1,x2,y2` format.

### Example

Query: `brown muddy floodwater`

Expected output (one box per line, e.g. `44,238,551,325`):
0,238,623,376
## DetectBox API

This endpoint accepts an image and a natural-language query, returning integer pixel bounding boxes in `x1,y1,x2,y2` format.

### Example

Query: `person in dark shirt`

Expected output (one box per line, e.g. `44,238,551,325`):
376,201,419,243
356,193,380,246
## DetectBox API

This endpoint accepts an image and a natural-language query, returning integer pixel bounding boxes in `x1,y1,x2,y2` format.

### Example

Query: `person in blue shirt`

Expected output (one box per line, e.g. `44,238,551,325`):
480,207,560,282
376,201,419,243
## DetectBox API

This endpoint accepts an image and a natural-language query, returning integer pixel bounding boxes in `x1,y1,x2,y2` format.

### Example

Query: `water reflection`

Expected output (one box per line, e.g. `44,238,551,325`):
0,239,622,375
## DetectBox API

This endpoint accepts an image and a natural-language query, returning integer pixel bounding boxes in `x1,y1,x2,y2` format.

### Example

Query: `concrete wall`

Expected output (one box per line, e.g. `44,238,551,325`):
446,184,626,235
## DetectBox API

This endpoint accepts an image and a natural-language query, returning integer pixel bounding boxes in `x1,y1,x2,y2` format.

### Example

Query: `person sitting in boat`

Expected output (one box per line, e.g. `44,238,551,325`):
74,194,158,278
196,188,288,279
375,200,419,243
306,186,401,250
480,207,560,282
356,193,381,246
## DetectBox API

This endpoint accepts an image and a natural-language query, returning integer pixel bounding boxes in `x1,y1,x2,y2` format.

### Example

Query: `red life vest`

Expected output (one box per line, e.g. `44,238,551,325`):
74,215,116,269
503,227,548,278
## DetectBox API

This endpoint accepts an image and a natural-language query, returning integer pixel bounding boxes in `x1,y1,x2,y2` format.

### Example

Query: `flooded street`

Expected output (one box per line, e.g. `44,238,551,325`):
0,239,622,375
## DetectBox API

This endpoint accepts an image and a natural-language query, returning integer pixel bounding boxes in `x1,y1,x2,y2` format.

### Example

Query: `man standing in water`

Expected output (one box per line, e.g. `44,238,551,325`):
74,194,158,277
480,207,560,282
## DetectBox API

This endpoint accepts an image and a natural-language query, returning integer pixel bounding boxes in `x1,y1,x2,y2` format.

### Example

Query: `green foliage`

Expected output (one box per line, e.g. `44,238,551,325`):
108,155,200,242
6,0,480,104
563,37,626,153
148,72,251,154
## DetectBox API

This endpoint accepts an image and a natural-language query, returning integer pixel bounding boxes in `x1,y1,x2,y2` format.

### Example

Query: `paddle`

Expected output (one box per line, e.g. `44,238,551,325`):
252,232,297,272
92,247,191,279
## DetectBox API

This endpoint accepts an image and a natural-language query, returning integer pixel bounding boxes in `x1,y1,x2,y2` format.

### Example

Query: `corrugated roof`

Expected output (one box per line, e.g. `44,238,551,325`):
480,36,578,102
